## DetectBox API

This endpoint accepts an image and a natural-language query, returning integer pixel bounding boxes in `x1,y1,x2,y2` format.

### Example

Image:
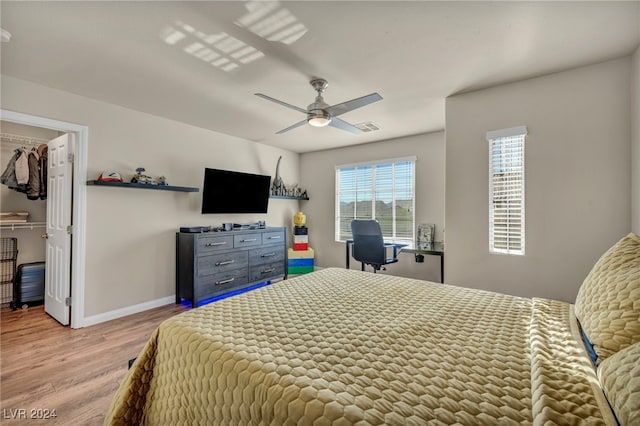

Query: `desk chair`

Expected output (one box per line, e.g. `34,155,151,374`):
350,220,399,273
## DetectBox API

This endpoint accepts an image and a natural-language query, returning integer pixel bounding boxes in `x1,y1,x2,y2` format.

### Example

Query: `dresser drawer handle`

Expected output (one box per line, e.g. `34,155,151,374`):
240,238,257,243
268,235,281,239
215,278,235,285
205,241,227,247
261,253,276,258
261,268,275,274
215,260,235,266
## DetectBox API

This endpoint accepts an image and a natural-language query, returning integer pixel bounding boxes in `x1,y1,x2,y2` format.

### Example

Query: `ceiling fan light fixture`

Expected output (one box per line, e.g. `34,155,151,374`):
308,116,331,127
307,110,331,127
256,77,382,134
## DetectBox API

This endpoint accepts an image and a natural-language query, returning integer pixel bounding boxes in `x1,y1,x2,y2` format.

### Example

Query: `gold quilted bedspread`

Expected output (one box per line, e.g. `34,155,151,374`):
105,268,614,425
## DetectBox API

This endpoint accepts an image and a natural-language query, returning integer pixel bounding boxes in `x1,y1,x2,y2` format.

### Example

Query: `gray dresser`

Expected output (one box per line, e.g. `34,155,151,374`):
176,227,287,308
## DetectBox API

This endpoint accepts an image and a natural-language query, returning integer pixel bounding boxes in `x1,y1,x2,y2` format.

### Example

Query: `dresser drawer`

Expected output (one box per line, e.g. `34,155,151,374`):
249,262,285,282
262,230,285,245
196,270,249,299
197,251,248,276
250,246,285,266
197,235,234,255
234,233,262,248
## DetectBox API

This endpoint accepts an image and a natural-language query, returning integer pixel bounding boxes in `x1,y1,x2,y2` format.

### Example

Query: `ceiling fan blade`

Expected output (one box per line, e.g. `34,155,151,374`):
328,117,363,135
255,93,307,114
325,93,382,117
276,119,307,134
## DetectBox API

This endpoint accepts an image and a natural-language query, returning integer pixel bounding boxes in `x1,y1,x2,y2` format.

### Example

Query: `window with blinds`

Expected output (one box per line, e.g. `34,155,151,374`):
335,157,415,242
487,126,527,255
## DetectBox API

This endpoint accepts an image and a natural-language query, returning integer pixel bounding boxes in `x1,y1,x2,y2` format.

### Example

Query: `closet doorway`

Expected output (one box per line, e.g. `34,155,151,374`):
0,110,87,329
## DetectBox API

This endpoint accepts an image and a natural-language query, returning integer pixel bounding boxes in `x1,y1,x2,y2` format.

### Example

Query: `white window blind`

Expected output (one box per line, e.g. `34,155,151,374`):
487,126,527,255
335,157,415,242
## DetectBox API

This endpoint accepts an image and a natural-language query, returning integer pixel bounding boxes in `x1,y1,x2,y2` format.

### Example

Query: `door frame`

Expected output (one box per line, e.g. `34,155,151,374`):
1,109,87,329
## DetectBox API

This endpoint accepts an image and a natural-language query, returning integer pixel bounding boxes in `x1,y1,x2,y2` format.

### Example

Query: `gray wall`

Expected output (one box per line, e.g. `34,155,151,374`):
300,132,445,282
445,58,632,303
1,76,302,318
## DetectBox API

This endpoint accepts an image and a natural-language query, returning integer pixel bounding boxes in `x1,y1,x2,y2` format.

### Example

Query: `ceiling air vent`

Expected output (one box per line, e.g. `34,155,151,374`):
354,122,380,132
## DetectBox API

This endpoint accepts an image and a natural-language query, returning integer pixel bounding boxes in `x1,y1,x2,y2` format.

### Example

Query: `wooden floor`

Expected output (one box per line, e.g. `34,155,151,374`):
0,303,188,425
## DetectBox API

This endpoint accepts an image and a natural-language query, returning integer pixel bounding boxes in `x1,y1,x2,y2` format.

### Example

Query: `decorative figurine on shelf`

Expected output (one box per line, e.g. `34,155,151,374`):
270,156,309,198
156,176,168,186
271,156,285,196
131,167,156,185
97,171,123,182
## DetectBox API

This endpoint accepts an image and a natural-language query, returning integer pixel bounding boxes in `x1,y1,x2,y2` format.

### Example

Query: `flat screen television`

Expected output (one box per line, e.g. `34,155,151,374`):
201,168,271,214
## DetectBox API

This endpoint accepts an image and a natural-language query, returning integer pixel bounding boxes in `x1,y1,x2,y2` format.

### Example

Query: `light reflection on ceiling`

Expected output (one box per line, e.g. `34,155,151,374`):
161,1,307,73
235,1,308,45
161,21,265,72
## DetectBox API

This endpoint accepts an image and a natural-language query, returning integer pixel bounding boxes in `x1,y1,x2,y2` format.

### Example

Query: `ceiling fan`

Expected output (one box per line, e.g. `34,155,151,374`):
255,78,382,135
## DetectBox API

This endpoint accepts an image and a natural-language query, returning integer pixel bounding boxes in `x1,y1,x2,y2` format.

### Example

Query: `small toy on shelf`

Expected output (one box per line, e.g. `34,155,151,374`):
269,156,308,198
131,167,156,185
97,171,123,182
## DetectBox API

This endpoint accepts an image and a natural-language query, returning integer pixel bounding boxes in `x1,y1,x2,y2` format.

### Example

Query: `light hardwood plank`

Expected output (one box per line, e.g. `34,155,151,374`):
0,303,188,425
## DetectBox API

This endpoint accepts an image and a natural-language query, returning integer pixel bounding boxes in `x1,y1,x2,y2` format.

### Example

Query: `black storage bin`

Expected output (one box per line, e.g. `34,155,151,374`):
12,261,45,309
1,238,18,307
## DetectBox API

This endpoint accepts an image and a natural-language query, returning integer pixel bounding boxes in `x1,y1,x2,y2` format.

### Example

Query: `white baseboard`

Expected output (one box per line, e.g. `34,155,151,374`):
82,295,175,327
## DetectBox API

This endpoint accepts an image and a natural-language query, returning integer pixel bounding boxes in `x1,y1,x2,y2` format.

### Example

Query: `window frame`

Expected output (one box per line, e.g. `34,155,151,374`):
487,126,527,256
334,156,416,243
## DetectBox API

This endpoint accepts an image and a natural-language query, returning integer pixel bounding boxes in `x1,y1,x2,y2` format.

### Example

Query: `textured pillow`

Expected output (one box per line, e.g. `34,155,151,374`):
574,233,640,363
597,342,640,425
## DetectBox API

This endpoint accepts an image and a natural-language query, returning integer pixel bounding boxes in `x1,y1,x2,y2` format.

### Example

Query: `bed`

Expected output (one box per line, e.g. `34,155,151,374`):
105,233,640,425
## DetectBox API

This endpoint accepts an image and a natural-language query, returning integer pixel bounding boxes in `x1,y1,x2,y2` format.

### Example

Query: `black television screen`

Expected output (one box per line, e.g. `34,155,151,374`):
201,168,271,214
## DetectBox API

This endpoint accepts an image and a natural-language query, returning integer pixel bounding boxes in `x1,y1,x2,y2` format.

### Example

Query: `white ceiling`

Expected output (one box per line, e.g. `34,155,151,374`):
1,1,639,153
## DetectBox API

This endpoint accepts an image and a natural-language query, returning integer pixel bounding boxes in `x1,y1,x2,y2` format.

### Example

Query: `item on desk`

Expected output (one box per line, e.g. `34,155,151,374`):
415,254,425,263
418,223,435,245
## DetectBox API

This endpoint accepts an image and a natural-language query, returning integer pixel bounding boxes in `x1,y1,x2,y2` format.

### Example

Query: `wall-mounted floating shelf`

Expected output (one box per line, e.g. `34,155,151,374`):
86,180,199,192
270,195,309,201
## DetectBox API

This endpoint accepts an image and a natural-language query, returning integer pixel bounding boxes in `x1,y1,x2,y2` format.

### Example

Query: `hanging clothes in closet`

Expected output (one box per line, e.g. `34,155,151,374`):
1,144,48,200
38,144,48,200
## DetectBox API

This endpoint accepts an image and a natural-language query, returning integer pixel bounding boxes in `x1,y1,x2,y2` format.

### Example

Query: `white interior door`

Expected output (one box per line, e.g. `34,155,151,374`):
45,134,72,325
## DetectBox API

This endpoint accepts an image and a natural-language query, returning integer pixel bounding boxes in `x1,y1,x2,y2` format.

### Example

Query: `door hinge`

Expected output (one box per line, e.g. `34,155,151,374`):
68,153,74,163
65,297,72,307
66,225,72,235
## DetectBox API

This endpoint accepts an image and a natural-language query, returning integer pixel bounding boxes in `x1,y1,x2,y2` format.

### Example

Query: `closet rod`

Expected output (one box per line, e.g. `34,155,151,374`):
0,132,49,147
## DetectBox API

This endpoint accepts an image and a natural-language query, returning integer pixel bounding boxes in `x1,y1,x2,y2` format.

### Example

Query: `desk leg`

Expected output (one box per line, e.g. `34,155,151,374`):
440,254,444,284
345,242,350,269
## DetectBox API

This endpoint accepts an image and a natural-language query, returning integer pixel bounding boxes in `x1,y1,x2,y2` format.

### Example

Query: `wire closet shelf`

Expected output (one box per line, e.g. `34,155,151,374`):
1,132,49,147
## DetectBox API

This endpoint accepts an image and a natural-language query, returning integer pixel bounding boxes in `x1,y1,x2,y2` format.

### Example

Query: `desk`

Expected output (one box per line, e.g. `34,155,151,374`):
345,240,444,283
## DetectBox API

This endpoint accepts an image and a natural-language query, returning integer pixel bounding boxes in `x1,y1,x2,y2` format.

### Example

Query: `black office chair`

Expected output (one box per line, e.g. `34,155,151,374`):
350,220,399,273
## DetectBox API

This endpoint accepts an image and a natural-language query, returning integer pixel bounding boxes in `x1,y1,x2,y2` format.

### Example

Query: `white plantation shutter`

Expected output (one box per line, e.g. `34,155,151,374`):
487,126,527,255
335,157,415,242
